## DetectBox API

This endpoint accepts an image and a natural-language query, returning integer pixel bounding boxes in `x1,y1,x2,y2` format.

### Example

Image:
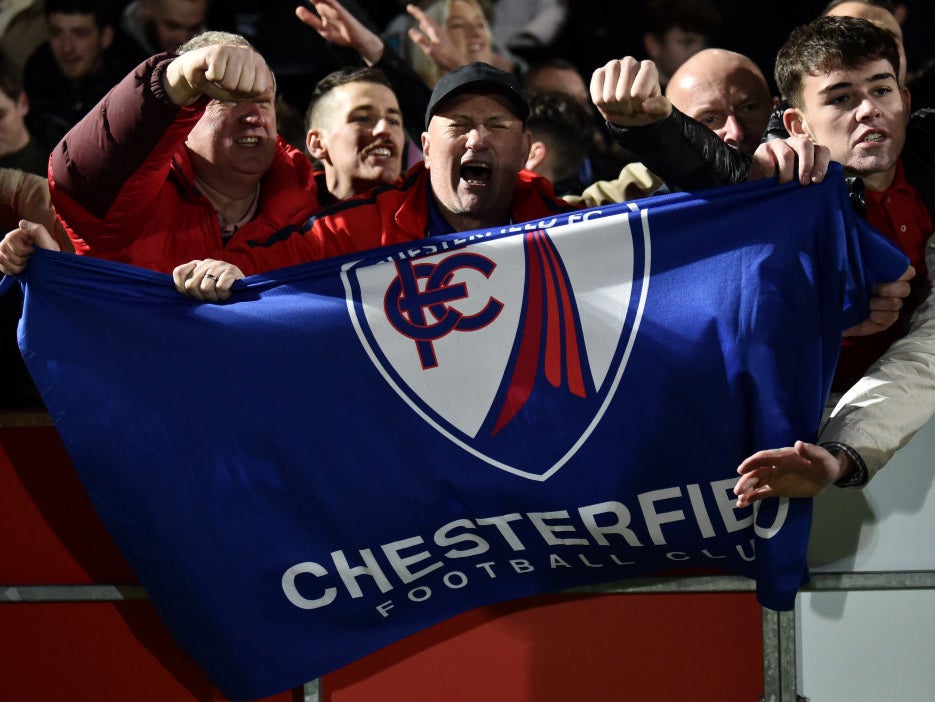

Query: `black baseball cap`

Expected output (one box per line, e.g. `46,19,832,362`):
424,62,529,129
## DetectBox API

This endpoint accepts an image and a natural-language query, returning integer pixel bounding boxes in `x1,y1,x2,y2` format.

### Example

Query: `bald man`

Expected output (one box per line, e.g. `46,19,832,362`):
665,48,776,156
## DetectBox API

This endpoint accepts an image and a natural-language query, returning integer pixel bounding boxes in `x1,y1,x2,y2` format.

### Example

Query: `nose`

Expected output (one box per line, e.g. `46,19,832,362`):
373,117,391,136
464,124,489,150
855,96,880,121
719,114,746,149
240,104,268,126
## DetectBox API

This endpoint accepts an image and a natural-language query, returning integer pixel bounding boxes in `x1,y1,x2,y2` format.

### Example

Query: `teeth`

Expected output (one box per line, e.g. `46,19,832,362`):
863,133,883,142
461,163,492,184
368,147,392,158
237,137,259,145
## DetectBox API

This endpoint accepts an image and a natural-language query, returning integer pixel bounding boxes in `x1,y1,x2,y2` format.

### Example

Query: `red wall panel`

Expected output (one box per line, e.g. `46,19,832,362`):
324,592,764,702
1,421,298,701
0,602,296,702
1,423,134,583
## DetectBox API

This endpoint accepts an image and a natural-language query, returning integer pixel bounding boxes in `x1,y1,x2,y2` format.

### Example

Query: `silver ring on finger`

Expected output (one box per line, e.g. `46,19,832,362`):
205,273,219,282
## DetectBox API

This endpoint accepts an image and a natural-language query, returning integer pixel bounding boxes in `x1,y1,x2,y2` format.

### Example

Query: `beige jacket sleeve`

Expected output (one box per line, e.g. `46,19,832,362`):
818,233,935,481
562,162,664,208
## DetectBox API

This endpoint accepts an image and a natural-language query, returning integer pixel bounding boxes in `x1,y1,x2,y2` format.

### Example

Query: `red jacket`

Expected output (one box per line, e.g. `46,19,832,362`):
49,55,323,274
224,161,577,275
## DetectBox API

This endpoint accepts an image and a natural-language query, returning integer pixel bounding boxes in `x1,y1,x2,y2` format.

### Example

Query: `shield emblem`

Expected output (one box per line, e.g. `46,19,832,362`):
342,210,649,480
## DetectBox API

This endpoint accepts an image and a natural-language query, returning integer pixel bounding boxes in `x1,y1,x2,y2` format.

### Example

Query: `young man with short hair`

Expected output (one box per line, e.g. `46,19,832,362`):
523,90,595,195
304,66,406,205
736,15,935,501
780,15,928,393
23,0,140,143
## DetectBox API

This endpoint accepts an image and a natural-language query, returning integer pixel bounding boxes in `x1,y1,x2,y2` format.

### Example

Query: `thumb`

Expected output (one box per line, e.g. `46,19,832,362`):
793,440,823,462
19,219,60,251
640,95,672,119
172,261,200,295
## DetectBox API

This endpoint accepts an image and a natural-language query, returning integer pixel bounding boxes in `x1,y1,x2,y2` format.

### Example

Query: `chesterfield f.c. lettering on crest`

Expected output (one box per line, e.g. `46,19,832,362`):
343,213,648,481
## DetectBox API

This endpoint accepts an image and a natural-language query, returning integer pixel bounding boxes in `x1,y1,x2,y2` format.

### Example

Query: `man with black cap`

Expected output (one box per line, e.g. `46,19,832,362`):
420,61,547,235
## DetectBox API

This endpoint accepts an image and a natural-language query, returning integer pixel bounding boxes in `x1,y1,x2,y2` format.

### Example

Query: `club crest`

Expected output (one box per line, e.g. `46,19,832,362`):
342,211,650,480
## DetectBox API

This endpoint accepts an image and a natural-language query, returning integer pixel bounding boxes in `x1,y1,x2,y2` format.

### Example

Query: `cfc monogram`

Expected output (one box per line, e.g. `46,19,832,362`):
384,253,504,368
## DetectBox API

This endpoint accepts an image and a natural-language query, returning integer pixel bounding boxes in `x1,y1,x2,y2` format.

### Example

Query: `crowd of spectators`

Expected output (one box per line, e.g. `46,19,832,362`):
3,0,935,196
1,0,935,499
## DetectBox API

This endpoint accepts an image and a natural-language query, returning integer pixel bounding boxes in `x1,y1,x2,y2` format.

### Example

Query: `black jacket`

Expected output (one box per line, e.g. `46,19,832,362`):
607,106,751,191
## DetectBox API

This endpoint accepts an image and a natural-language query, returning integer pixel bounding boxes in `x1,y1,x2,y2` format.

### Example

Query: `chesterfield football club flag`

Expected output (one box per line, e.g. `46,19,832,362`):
5,166,907,700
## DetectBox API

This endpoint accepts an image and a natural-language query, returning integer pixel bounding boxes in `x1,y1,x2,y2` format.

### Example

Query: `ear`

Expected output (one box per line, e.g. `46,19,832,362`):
421,131,431,168
306,129,327,161
524,139,544,172
17,91,29,116
101,26,115,50
901,85,911,125
783,107,811,139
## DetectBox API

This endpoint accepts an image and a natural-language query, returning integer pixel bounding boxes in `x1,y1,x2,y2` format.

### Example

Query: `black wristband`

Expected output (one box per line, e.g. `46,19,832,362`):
822,442,870,488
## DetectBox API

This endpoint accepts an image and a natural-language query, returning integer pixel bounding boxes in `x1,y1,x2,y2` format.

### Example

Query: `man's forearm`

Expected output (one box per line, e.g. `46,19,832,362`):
606,107,751,191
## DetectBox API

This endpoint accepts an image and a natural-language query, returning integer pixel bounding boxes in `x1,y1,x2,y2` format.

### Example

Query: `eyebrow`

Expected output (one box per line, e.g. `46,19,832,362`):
445,112,514,122
818,72,896,95
688,104,725,115
350,104,402,115
691,92,759,111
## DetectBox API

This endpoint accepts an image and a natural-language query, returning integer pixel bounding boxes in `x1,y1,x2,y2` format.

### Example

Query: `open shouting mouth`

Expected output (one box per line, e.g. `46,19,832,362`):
461,161,493,185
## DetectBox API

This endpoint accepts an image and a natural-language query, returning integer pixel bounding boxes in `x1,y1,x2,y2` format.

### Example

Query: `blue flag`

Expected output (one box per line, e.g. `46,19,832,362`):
9,168,907,700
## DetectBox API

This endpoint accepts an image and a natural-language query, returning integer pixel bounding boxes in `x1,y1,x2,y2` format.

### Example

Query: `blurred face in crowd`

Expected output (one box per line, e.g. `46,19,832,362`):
824,1,907,83
142,0,207,53
186,80,278,190
307,81,405,200
0,87,31,158
784,57,909,191
445,0,493,65
645,27,707,82
525,66,591,112
48,12,113,82
422,92,531,231
667,49,774,156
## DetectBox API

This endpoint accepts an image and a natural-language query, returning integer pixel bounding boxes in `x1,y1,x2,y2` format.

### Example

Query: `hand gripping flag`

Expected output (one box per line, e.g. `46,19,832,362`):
7,167,908,699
